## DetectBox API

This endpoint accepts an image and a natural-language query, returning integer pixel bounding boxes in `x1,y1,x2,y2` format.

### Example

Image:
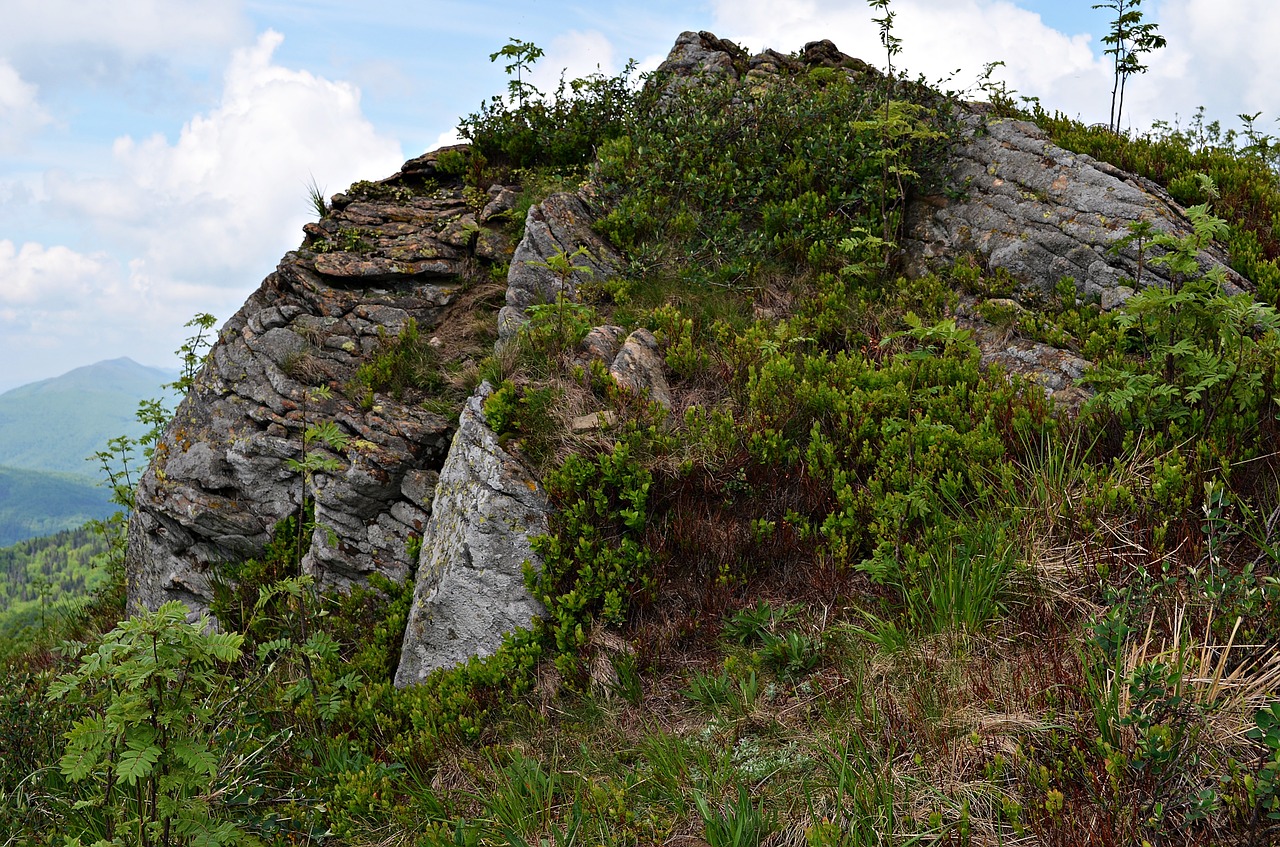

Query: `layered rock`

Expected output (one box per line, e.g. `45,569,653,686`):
127,159,514,616
129,29,1267,673
396,190,626,681
498,192,622,341
903,108,1248,305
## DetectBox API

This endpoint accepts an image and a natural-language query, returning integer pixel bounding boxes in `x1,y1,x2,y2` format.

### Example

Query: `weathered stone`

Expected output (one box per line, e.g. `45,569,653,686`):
652,30,747,82
903,108,1248,304
571,411,618,432
395,383,551,685
609,329,672,408
577,325,627,366
482,185,519,222
126,155,511,619
501,192,621,339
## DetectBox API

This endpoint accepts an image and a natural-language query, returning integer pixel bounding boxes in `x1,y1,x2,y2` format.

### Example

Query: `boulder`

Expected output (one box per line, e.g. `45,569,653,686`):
903,107,1248,303
498,192,622,341
394,383,551,685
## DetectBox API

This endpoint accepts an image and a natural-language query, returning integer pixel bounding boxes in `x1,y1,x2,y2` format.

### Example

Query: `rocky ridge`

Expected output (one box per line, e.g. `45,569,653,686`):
127,149,515,614
128,31,1254,677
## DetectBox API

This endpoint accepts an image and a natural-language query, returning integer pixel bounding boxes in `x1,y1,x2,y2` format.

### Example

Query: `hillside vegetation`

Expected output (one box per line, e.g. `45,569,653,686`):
0,358,173,476
0,467,112,547
4,22,1280,847
0,526,109,654
0,358,173,546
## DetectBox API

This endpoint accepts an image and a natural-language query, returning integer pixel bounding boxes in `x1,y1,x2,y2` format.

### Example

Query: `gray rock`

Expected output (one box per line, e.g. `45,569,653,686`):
395,383,551,685
576,325,627,366
609,329,671,408
500,192,621,340
126,157,510,619
903,108,1248,303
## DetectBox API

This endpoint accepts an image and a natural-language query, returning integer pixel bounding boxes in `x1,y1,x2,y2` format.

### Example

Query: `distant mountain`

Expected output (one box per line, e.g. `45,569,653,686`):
0,465,113,547
0,357,176,478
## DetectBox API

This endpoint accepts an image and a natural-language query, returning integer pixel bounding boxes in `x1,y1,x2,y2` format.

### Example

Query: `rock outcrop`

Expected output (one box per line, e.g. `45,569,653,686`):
394,383,550,685
498,192,621,341
127,160,514,616
395,189,628,680
904,108,1248,305
127,29,1264,675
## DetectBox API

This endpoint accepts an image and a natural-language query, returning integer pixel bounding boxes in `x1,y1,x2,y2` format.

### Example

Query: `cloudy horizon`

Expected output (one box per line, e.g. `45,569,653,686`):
3,0,1278,393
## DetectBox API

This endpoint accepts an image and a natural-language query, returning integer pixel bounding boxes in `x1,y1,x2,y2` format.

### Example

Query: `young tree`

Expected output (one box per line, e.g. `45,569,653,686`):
50,602,247,846
1093,0,1167,133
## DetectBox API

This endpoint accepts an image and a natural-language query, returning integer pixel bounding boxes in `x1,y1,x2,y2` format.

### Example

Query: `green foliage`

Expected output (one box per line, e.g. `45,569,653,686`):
530,423,657,676
285,384,350,565
596,68,949,288
1248,701,1280,822
1033,106,1280,306
350,318,444,403
459,39,636,176
48,602,247,846
0,526,109,653
305,176,327,219
483,380,558,464
1083,206,1280,459
694,784,774,847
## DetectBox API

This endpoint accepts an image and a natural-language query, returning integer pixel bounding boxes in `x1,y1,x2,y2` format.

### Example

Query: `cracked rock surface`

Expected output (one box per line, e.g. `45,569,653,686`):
127,156,513,618
904,108,1248,303
498,191,621,341
394,383,550,686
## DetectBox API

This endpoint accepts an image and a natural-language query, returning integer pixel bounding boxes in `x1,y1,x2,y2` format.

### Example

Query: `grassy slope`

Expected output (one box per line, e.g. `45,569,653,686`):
4,52,1280,847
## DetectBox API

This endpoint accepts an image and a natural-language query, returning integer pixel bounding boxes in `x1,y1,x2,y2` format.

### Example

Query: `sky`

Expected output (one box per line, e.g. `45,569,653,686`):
3,0,1279,393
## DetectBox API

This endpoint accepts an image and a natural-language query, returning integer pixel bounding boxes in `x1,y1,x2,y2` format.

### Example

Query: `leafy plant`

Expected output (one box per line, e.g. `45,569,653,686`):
48,602,247,847
1092,0,1167,134
305,176,327,220
459,39,636,175
350,318,444,402
694,784,774,847
285,385,350,565
1246,700,1280,823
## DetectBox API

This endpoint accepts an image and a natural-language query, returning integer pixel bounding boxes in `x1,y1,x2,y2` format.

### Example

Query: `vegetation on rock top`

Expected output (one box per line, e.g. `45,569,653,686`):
5,13,1280,847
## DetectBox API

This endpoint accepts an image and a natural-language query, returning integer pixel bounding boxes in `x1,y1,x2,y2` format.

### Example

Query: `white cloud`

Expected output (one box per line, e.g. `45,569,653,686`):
0,0,247,59
47,30,405,291
0,60,52,151
1139,0,1280,132
0,240,109,307
707,0,1111,120
5,29,405,389
527,30,619,94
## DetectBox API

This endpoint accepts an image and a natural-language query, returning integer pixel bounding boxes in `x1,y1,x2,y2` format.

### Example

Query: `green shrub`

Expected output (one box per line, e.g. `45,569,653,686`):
49,602,248,847
351,318,444,402
458,39,636,176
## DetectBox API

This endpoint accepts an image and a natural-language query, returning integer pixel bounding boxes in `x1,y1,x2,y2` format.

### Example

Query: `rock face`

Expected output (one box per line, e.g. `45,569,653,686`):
395,189,624,681
646,31,1248,405
904,108,1248,303
126,160,514,616
394,383,551,686
499,192,621,341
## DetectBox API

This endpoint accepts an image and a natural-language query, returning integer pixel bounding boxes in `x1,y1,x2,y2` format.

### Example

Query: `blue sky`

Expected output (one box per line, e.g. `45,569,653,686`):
1,0,1275,392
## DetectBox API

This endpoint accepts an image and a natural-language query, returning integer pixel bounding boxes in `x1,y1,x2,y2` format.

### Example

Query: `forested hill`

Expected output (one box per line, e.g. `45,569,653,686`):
0,524,108,653
0,357,174,476
0,357,173,545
